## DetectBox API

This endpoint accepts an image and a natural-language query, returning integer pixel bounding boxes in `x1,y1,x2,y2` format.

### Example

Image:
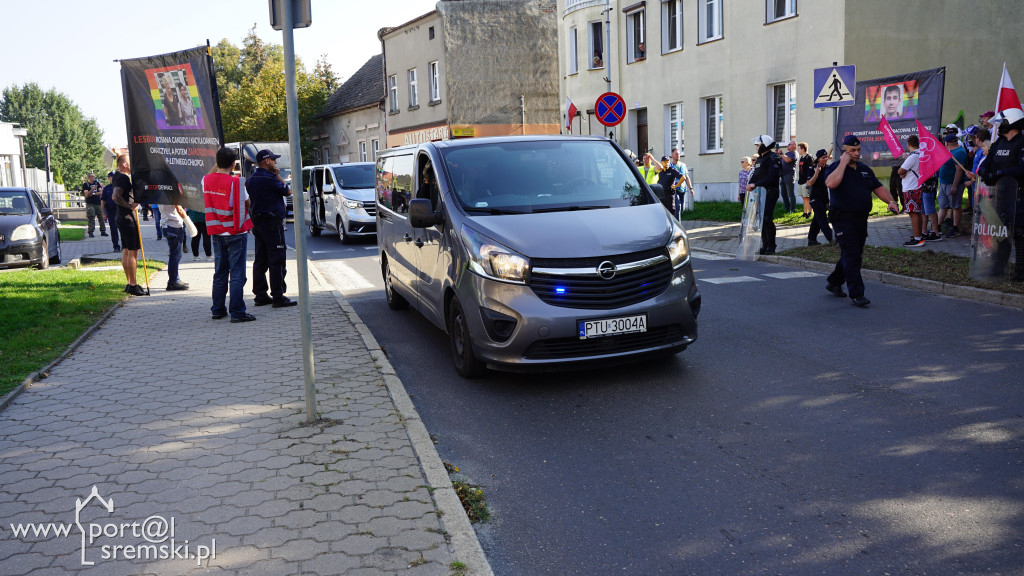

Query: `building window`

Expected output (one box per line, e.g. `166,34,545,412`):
568,26,579,74
702,96,723,153
429,26,435,40
371,139,379,161
662,0,683,53
625,8,646,63
359,141,367,162
766,0,796,23
698,0,723,43
322,145,330,163
667,102,684,156
388,75,398,113
588,21,604,69
770,82,796,144
408,68,418,108
429,61,440,102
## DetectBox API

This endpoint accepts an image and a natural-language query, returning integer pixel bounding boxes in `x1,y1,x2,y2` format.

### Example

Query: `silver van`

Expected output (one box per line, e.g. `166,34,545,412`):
375,136,700,377
302,163,377,242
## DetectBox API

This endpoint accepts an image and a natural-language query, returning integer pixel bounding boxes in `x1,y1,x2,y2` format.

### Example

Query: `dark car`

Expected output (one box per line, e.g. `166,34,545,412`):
0,188,61,269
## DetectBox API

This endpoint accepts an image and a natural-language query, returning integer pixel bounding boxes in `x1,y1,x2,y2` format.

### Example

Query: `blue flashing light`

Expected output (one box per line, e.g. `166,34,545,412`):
555,286,567,295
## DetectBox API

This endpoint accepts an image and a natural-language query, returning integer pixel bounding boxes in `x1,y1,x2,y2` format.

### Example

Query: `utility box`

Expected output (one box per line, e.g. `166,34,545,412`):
269,0,311,30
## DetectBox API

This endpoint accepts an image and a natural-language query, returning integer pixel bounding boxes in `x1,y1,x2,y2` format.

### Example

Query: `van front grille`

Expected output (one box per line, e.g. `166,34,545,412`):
523,325,686,359
529,251,673,310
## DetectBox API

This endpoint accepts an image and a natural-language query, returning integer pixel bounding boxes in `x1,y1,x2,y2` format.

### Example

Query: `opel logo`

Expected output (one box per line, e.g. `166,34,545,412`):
597,261,617,280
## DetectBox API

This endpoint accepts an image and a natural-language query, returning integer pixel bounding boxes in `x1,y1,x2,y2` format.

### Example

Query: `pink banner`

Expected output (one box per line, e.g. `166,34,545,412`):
915,120,952,183
877,117,904,157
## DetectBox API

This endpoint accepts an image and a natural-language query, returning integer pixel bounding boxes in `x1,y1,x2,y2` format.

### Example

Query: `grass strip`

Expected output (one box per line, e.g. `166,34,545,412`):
59,228,85,242
680,199,894,225
0,263,164,397
779,244,1024,295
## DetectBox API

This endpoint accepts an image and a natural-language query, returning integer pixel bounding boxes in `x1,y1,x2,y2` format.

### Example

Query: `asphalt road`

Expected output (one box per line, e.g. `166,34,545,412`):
290,229,1024,575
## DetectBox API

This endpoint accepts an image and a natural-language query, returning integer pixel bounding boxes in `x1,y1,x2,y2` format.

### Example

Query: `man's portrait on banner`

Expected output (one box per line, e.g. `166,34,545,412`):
864,80,919,122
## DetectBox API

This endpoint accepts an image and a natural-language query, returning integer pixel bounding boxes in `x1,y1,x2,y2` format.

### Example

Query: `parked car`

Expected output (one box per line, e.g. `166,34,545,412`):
375,136,701,377
0,187,61,269
302,163,377,243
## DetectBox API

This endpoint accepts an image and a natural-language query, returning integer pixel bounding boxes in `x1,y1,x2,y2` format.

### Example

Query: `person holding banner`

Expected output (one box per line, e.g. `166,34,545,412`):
898,135,926,246
979,108,1024,281
824,135,899,307
111,155,147,296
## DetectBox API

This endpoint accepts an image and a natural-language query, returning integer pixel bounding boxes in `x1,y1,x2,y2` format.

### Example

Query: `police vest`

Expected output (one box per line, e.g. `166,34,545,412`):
203,173,252,235
988,132,1024,187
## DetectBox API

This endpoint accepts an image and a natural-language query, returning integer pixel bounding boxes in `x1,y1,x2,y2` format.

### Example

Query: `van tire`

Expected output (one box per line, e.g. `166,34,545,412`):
447,296,485,378
338,216,350,244
383,258,409,310
309,222,321,237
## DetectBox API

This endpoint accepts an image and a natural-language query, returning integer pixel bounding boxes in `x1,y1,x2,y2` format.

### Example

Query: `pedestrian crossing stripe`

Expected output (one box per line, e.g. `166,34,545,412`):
815,68,854,105
701,271,822,284
762,271,821,279
701,276,763,284
691,253,733,261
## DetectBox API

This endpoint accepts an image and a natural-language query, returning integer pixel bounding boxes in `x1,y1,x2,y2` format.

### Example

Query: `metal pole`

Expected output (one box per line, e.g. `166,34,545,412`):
604,0,614,141
282,0,318,422
832,61,839,150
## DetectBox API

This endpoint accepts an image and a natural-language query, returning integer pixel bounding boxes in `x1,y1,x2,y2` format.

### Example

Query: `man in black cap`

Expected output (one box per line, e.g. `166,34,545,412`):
247,149,297,308
746,135,783,254
823,135,899,307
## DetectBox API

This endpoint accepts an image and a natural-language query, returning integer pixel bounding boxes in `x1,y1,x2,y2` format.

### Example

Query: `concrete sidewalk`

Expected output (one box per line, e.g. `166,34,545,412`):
0,229,492,575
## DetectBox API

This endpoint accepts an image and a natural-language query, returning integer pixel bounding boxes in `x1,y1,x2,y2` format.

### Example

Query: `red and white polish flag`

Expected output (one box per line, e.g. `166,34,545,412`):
996,63,1022,112
565,97,578,133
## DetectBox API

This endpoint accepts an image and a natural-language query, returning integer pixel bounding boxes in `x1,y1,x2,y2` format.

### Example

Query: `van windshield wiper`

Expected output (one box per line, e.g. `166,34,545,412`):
531,205,610,213
463,207,528,215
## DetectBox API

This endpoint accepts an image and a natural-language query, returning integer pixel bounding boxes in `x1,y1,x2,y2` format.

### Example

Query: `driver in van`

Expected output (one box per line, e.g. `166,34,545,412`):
417,162,439,209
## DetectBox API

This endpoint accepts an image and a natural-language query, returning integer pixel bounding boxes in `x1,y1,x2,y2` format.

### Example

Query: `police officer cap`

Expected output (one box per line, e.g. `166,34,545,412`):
815,148,829,160
751,134,776,148
107,171,115,178
255,149,282,163
841,135,860,147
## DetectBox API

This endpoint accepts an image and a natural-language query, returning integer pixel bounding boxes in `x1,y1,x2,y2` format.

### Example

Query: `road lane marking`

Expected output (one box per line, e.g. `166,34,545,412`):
700,276,763,284
691,253,733,261
762,271,821,279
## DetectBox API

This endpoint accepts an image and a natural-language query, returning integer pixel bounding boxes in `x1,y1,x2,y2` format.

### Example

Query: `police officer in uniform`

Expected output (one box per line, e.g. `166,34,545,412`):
979,107,1024,281
823,135,899,307
247,149,298,308
746,135,783,254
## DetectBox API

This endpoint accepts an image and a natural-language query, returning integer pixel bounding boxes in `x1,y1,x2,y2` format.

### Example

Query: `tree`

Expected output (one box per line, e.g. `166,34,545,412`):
0,83,106,186
211,26,332,163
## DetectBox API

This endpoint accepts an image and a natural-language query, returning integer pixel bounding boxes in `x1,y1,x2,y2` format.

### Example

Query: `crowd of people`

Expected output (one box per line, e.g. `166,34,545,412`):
97,147,298,321
625,147,694,219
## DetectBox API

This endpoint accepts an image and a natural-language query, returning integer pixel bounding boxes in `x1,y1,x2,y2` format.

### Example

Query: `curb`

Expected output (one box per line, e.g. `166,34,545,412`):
306,260,494,576
0,298,126,414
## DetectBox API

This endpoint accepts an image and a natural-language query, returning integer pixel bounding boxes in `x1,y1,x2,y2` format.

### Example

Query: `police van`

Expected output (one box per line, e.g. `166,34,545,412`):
375,135,701,377
301,163,377,242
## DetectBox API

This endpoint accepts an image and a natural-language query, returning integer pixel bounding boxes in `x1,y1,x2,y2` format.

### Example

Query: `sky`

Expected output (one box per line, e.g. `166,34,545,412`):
0,0,437,148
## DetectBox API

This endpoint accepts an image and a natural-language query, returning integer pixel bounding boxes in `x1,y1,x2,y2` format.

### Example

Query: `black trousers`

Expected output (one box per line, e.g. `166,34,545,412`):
761,186,780,251
826,211,869,299
251,216,288,300
808,198,833,243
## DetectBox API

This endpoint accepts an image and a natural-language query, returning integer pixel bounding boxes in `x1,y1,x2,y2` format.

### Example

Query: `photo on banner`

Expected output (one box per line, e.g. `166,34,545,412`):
120,45,224,211
837,67,945,167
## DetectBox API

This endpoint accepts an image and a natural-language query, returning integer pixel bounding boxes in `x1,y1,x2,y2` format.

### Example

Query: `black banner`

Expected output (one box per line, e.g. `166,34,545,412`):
120,46,223,211
836,67,945,167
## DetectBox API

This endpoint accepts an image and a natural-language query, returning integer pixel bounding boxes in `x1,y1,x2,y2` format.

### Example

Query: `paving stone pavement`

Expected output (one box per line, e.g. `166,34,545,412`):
0,233,490,575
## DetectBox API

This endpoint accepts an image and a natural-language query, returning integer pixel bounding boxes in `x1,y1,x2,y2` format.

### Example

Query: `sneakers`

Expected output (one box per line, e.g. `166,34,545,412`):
230,313,257,323
826,283,847,298
903,237,926,247
125,284,147,296
851,296,871,307
166,281,190,291
101,231,109,237
925,232,943,242
945,228,961,238
88,232,94,238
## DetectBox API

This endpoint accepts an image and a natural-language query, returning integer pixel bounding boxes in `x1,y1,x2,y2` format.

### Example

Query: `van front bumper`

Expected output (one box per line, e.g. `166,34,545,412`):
460,264,699,371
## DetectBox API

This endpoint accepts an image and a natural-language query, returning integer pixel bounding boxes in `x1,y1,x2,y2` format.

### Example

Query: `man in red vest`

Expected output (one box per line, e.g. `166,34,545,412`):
203,147,255,323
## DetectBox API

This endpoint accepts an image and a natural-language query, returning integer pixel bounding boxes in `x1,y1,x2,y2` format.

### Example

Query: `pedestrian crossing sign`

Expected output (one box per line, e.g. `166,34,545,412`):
813,65,856,108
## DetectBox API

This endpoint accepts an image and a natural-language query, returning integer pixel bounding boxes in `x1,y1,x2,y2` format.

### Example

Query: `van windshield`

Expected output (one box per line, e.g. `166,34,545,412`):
331,164,375,189
438,140,652,213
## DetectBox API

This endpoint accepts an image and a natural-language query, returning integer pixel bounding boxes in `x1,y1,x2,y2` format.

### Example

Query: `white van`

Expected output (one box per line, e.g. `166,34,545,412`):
302,163,377,242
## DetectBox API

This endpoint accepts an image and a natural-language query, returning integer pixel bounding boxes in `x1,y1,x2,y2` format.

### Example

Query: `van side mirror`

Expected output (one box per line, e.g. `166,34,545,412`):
322,184,335,194
409,198,442,228
649,183,672,210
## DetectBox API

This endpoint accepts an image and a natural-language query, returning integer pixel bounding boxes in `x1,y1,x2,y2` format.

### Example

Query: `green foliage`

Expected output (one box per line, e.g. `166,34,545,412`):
0,83,106,186
211,25,334,164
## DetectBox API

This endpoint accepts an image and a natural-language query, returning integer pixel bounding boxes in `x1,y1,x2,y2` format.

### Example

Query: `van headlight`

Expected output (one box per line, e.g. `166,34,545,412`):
461,226,529,284
342,198,362,210
667,222,690,268
11,225,38,242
